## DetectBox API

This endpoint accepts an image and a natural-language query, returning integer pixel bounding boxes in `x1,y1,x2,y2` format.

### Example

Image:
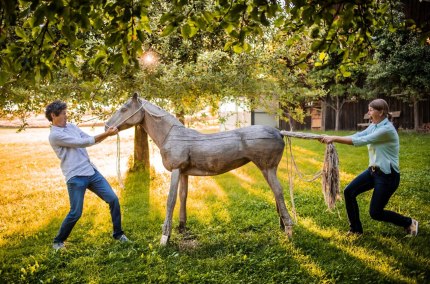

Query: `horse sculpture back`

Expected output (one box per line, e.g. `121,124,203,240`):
106,94,294,245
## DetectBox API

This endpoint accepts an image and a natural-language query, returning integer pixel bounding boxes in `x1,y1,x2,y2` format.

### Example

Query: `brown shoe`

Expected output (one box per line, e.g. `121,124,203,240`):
406,219,418,236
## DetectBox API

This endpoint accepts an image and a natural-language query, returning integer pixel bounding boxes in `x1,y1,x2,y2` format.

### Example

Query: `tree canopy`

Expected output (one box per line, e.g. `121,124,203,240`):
1,0,428,131
1,0,416,86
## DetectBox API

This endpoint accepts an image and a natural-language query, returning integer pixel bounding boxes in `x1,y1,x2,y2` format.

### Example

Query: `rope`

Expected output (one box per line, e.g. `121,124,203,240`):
116,134,124,189
285,137,297,221
105,101,145,129
286,137,322,182
280,131,340,210
76,116,101,126
139,99,167,118
322,143,340,209
106,98,161,189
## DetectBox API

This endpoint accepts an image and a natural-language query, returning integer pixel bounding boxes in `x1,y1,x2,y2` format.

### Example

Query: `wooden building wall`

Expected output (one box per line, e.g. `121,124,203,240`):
402,0,430,32
280,94,430,131
325,95,430,130
279,1,430,132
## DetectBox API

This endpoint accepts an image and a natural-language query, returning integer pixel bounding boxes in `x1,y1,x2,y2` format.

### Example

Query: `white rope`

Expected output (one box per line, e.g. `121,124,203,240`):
107,98,162,189
105,102,145,129
285,137,297,222
76,116,101,126
281,131,340,210
286,137,323,182
116,133,124,189
105,99,147,188
140,99,167,118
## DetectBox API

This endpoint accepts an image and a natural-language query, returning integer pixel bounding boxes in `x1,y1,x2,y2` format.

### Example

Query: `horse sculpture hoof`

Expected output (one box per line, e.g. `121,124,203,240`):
160,235,169,246
285,226,293,238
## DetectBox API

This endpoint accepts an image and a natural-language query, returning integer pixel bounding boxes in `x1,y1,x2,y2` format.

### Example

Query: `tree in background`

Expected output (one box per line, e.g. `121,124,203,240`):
310,52,368,131
365,29,430,130
261,28,326,130
1,0,409,86
1,0,428,132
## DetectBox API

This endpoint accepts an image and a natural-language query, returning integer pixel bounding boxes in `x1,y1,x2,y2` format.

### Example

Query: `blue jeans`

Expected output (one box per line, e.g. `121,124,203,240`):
344,167,411,233
54,170,124,243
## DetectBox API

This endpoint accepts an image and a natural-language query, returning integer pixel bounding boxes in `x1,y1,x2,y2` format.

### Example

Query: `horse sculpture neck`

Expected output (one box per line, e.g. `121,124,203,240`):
139,99,184,147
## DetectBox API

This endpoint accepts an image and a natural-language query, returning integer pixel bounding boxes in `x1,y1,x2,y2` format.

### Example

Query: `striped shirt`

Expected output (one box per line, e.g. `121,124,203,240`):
49,123,97,181
349,118,399,174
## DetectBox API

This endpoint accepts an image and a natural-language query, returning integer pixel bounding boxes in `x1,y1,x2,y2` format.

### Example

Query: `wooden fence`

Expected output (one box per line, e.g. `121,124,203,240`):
280,94,430,131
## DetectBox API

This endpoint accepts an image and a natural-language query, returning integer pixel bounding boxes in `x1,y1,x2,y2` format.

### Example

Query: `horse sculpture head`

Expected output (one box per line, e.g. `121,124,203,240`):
105,93,144,131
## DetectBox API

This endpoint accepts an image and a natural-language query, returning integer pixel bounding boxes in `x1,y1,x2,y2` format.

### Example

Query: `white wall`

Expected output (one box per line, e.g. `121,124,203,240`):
218,100,251,131
252,111,278,128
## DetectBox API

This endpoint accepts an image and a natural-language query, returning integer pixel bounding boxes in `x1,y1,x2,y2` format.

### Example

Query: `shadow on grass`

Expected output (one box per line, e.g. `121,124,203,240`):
205,163,429,283
0,169,154,283
113,159,428,283
2,158,428,283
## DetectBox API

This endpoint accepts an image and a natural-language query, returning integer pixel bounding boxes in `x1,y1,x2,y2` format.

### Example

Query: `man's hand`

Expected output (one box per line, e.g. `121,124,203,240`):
95,126,118,143
106,126,119,136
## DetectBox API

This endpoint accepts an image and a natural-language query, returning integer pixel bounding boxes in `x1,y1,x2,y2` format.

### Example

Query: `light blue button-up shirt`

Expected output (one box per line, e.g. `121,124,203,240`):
49,123,97,182
349,118,399,174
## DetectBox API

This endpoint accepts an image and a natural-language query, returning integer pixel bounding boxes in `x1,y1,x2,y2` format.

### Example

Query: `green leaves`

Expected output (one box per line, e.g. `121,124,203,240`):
0,71,10,86
366,29,430,103
0,0,420,90
161,23,176,37
180,22,198,39
14,27,28,40
338,65,352,78
0,0,155,86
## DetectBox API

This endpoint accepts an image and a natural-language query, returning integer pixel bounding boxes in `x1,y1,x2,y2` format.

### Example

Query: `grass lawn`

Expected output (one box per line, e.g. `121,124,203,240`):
0,127,429,283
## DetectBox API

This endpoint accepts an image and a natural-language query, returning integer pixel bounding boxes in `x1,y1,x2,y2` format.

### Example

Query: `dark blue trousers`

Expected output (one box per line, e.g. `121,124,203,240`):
54,170,124,243
344,167,412,233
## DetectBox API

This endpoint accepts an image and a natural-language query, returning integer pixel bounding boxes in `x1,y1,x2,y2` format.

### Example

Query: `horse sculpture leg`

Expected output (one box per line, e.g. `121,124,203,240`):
262,167,294,237
178,174,189,233
161,169,180,245
276,203,285,231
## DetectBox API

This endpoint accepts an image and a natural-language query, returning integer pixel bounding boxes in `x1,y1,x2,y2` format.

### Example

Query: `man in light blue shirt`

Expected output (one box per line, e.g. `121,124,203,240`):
46,100,130,250
320,99,418,236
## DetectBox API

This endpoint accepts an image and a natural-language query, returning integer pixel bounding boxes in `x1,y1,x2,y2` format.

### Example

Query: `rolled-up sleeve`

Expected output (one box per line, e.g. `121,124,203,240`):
350,126,392,147
50,132,95,148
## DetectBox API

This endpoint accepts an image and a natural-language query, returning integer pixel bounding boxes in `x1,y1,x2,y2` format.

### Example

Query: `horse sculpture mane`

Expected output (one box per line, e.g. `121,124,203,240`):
106,93,294,245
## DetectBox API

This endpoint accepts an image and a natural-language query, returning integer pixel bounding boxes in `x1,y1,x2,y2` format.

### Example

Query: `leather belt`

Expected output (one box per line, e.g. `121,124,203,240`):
370,166,380,173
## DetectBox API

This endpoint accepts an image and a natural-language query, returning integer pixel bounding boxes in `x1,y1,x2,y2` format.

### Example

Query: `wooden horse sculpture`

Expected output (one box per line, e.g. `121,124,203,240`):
106,94,294,245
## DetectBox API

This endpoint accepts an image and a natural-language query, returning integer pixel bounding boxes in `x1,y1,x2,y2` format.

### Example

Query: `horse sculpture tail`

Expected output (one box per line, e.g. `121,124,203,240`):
280,130,341,210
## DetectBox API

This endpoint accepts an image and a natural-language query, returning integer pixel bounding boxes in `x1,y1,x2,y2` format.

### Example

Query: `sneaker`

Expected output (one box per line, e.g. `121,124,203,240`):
407,219,418,236
53,242,65,250
117,234,131,243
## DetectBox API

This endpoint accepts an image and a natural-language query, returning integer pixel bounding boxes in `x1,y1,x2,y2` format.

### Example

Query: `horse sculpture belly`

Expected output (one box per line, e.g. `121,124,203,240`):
160,125,285,175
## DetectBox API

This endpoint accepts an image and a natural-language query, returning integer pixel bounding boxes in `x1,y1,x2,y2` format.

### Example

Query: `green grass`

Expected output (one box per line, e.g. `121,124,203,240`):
0,130,429,283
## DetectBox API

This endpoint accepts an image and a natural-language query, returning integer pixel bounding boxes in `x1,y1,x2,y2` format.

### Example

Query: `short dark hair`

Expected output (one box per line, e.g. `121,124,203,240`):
45,100,67,122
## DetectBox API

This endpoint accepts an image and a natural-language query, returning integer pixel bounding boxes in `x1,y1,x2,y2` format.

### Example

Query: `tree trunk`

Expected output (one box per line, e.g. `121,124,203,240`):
133,124,150,171
321,100,326,131
176,111,185,125
413,98,420,131
335,97,340,131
